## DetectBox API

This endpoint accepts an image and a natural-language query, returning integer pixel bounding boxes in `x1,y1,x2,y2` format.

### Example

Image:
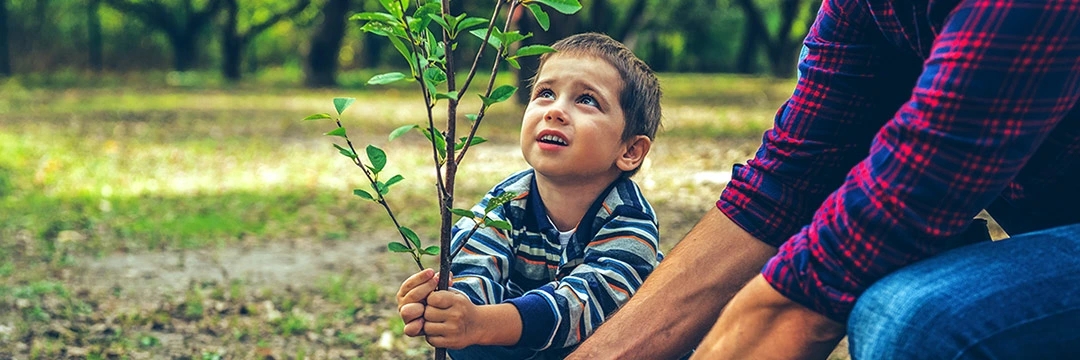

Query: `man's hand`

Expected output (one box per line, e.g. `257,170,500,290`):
395,269,437,337
568,208,776,359
690,275,845,359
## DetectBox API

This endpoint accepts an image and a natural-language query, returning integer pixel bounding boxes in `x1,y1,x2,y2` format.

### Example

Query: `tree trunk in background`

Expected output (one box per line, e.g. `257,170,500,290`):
222,0,242,80
765,0,801,78
88,0,103,72
0,0,9,76
736,0,817,77
734,0,765,74
103,0,222,71
514,11,577,104
305,0,349,88
222,0,309,81
614,0,648,48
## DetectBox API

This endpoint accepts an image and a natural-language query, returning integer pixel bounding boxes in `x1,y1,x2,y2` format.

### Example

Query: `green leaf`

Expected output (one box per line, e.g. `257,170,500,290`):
435,91,458,101
422,246,440,256
399,226,422,249
349,12,398,23
500,31,531,48
428,14,450,33
389,124,418,141
303,113,333,121
456,17,488,33
387,35,418,76
485,191,518,213
379,0,404,18
525,4,550,31
465,114,478,122
325,127,347,138
333,143,357,158
366,145,387,174
353,189,374,200
424,67,447,86
480,85,517,106
367,72,407,85
388,242,411,253
413,2,441,27
420,127,447,159
455,136,487,150
449,208,475,218
385,174,405,188
484,218,513,231
333,98,356,115
530,0,582,14
515,45,557,58
469,27,503,50
506,57,520,69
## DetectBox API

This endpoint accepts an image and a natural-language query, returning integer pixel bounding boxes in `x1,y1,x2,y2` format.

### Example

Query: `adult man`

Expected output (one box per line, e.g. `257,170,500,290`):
569,0,1080,358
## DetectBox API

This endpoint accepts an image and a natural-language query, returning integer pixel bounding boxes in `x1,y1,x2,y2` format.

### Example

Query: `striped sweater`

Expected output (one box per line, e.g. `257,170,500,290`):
450,169,663,351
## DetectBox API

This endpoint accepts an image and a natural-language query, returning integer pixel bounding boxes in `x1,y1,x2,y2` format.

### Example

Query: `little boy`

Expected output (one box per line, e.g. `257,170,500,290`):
396,32,663,359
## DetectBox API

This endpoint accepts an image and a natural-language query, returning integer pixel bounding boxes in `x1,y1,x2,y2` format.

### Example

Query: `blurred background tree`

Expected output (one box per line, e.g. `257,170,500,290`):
0,0,821,86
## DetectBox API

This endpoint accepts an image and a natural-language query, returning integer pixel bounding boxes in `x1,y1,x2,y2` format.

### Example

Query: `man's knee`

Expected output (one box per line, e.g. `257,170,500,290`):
847,271,970,359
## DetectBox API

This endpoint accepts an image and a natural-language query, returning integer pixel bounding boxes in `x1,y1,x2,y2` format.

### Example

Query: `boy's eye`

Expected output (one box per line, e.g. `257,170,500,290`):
536,89,555,99
578,95,599,108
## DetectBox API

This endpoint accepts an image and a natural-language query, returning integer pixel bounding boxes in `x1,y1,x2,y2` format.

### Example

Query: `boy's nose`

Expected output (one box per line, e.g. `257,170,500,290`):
543,106,568,123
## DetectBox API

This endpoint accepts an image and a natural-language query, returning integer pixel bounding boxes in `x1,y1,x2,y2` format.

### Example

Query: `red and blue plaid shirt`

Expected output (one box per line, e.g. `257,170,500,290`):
718,0,1080,322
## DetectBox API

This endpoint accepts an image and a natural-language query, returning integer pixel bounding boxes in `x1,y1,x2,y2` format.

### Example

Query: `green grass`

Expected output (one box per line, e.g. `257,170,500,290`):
0,72,802,358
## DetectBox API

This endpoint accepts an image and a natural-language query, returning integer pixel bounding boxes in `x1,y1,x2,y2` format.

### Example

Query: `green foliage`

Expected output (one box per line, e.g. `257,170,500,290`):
527,0,584,14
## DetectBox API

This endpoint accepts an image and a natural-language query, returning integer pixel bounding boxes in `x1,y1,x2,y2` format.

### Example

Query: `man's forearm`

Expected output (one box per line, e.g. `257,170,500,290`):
568,208,777,360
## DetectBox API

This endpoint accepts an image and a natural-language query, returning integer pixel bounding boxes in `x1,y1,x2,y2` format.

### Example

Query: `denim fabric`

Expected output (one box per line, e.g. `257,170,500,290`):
448,345,540,360
848,223,1080,359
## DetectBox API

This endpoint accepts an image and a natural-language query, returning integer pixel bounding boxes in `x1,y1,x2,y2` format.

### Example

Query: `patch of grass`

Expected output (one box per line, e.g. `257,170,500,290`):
276,312,310,337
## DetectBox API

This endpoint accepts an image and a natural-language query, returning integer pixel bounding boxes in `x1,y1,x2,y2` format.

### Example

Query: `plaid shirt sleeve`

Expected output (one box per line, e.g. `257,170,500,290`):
752,0,1080,322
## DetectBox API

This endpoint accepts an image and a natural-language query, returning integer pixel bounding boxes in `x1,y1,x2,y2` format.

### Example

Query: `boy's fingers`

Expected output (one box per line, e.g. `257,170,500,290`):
399,302,425,323
403,318,425,337
396,269,435,303
427,290,467,309
433,271,455,287
422,306,449,322
401,280,438,306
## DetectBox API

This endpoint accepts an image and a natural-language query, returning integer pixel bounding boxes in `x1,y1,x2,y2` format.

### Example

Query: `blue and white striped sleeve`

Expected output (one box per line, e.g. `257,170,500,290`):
506,208,661,350
448,191,515,306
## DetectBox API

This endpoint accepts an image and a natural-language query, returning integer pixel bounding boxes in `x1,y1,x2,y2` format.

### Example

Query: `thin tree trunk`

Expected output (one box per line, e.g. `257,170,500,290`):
0,0,9,76
735,12,759,74
305,0,349,88
170,33,197,71
88,0,103,72
223,0,308,81
222,0,241,80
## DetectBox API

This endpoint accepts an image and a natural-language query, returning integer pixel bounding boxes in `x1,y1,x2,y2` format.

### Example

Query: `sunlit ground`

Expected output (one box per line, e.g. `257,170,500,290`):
0,72,825,359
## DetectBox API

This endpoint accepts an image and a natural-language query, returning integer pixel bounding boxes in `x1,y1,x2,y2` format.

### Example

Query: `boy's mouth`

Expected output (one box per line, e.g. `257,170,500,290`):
538,134,568,146
536,130,569,146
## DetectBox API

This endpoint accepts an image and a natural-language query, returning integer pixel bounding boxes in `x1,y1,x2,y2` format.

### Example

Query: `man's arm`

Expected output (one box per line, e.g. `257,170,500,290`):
567,208,776,360
697,0,1080,356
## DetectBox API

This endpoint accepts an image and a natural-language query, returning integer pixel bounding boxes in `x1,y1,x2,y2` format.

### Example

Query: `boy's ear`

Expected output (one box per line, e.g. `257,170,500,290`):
616,135,652,172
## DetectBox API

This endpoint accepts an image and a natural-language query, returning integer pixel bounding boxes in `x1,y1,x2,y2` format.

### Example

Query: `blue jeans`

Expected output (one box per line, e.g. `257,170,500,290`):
848,223,1080,359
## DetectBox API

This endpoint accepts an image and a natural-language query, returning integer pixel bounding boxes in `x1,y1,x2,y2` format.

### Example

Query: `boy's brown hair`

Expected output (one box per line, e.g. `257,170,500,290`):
534,32,662,144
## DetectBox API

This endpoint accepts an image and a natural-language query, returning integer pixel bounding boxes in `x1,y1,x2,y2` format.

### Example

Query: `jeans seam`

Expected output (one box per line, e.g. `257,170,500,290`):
952,306,1080,360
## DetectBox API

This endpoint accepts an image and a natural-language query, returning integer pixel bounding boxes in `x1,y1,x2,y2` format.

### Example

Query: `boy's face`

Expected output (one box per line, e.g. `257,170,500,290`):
521,54,630,182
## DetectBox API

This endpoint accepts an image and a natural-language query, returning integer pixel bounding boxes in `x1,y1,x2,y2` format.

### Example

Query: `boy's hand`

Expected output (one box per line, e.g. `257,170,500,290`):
395,269,437,337
423,289,482,350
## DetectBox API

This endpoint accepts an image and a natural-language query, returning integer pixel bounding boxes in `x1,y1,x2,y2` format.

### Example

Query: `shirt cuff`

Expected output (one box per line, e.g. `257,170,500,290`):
718,164,813,248
760,233,855,323
504,290,557,350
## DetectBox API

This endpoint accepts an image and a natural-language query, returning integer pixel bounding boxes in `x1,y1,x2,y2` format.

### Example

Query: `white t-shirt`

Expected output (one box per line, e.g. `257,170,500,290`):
548,215,577,246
